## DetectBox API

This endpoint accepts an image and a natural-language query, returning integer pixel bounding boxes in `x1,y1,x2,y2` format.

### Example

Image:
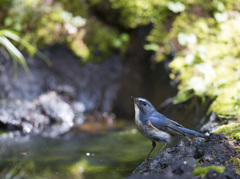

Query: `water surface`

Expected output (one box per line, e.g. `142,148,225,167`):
0,103,206,179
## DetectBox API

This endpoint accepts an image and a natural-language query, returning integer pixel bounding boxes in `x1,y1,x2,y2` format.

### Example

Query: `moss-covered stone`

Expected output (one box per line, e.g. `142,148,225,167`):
193,165,225,178
213,123,240,140
224,156,240,176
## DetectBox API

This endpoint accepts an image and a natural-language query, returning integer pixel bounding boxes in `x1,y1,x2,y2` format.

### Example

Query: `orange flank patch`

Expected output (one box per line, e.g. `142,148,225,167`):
147,120,155,130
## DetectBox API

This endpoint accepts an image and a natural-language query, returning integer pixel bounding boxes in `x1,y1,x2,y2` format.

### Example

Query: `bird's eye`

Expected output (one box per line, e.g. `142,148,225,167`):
143,102,147,106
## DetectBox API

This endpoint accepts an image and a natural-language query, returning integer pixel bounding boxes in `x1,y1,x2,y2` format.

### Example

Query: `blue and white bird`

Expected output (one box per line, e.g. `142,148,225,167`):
131,96,208,161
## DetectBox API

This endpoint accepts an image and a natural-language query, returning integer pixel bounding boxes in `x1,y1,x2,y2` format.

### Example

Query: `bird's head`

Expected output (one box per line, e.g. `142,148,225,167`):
131,96,156,115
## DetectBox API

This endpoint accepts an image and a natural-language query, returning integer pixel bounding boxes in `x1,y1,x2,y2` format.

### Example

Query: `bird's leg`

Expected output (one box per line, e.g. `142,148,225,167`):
157,142,167,154
144,141,156,162
186,136,192,144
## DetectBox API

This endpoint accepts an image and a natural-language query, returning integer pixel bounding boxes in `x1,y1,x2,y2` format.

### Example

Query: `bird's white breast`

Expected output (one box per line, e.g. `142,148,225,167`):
134,104,142,128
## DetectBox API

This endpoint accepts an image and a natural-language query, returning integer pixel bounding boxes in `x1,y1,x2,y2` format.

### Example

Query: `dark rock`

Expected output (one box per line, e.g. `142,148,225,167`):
127,133,239,179
201,112,220,133
205,167,240,179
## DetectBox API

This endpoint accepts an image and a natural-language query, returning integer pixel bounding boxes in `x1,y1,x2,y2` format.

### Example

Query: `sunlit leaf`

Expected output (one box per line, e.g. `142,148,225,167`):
216,2,225,11
177,33,197,46
120,33,129,42
185,54,194,65
173,88,194,104
188,76,207,95
72,16,86,27
61,11,73,22
144,43,159,51
214,12,228,23
167,1,185,13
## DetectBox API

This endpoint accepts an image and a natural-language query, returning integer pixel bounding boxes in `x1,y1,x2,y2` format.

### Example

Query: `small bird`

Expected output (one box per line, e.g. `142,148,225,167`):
131,96,208,161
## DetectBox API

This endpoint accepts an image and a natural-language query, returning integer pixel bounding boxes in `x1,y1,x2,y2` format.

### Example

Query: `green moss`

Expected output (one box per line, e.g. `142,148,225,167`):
83,20,129,62
230,157,240,168
59,0,88,17
109,0,166,28
229,157,240,175
213,123,240,140
193,165,225,178
196,158,200,163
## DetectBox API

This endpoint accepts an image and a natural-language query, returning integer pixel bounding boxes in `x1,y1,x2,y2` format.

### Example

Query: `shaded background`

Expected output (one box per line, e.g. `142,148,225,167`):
0,0,240,178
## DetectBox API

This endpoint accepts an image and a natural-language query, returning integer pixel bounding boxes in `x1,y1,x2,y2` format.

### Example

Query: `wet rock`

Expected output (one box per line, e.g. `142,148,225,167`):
0,92,78,137
0,89,120,137
37,91,75,137
127,133,239,179
71,101,86,125
0,99,49,134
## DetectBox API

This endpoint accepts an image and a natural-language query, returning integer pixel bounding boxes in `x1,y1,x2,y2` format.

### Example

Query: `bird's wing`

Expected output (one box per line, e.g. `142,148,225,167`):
166,122,186,136
168,118,184,127
149,116,186,137
148,116,168,131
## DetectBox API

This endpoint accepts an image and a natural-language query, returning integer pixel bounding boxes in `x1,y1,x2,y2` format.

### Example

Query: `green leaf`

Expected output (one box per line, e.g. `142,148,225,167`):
173,88,195,104
214,12,228,23
0,36,29,73
167,1,185,13
144,43,159,51
0,29,52,68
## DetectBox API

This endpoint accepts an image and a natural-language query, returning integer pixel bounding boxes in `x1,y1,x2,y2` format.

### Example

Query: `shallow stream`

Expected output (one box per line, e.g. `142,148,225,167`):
0,104,206,179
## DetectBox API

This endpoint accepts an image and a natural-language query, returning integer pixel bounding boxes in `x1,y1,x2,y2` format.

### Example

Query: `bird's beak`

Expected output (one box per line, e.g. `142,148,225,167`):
130,96,139,105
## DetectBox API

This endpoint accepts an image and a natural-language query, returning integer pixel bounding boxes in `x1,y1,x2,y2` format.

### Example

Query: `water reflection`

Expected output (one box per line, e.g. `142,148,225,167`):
0,121,152,178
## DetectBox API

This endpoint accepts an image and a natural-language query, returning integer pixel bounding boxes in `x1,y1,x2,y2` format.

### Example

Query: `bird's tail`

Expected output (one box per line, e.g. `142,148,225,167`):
180,127,208,139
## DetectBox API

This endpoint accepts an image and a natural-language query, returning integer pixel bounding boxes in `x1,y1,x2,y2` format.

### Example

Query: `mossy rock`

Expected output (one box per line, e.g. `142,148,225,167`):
193,165,225,178
213,123,240,140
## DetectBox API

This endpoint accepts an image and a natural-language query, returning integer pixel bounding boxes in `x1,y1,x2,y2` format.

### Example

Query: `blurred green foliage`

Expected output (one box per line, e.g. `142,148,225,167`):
168,6,240,119
0,30,29,75
1,0,240,120
0,29,51,77
106,0,240,120
0,0,129,63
